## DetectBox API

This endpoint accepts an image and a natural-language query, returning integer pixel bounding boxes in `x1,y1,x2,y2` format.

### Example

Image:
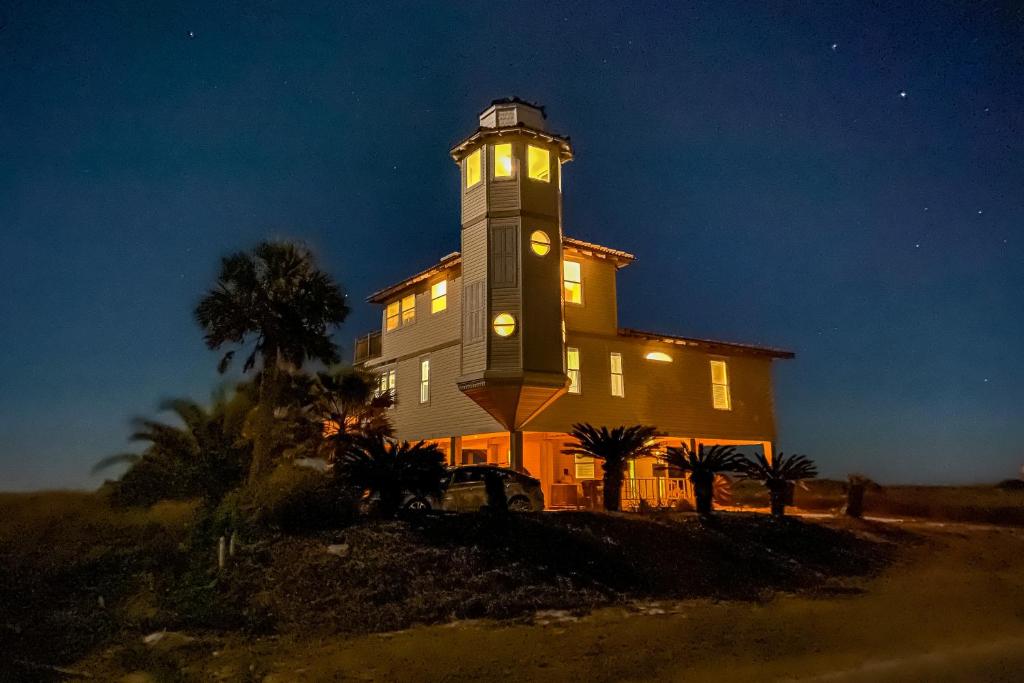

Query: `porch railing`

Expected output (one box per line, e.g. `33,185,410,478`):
620,477,692,510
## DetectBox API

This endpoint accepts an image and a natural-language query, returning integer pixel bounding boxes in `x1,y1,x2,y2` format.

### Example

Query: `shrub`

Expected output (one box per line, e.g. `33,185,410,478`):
243,463,358,532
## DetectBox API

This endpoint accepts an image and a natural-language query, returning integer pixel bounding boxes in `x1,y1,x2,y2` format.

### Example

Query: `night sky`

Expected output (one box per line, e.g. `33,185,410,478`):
2,1,1022,490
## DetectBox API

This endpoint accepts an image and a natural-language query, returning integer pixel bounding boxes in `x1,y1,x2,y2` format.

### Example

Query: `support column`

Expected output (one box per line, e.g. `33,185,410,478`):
449,436,462,466
509,430,524,471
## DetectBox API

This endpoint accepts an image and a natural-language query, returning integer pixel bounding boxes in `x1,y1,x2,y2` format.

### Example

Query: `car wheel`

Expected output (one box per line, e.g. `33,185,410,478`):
405,497,431,513
508,496,532,512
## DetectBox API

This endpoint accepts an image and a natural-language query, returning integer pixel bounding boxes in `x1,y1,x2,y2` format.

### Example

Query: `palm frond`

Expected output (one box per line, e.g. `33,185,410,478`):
655,443,746,475
741,451,818,482
91,452,142,475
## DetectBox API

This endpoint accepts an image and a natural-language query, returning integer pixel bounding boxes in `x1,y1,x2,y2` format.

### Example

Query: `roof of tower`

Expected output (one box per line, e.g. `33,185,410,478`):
482,96,547,119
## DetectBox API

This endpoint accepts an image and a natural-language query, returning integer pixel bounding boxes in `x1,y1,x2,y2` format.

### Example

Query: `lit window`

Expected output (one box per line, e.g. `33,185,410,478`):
492,313,516,337
527,145,550,182
574,455,595,479
386,301,400,331
420,358,430,403
567,347,580,394
710,360,731,410
529,230,551,256
465,149,481,188
493,143,513,178
401,294,416,325
610,352,624,397
645,351,672,362
375,369,396,401
431,280,447,314
387,294,416,331
563,260,582,304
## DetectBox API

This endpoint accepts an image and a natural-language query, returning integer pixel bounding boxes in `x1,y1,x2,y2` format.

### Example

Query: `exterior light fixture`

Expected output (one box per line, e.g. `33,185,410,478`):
492,313,516,337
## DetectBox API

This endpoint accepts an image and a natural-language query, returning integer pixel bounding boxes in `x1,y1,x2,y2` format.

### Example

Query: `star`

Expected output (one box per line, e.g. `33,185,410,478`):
831,43,838,51
915,243,921,248
977,209,983,215
899,91,907,98
188,30,195,38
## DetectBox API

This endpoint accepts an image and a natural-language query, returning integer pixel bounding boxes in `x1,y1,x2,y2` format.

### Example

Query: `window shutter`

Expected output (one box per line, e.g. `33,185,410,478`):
463,281,486,343
491,225,518,288
712,383,731,410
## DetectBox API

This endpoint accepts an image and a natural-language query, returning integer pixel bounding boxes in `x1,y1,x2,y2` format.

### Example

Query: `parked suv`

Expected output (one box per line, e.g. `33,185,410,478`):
405,465,545,512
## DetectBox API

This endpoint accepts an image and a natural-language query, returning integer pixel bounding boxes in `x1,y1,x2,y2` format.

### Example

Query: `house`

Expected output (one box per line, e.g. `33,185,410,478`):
354,98,793,508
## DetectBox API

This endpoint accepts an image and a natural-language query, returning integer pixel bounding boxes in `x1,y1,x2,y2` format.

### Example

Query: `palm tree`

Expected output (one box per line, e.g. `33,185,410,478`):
310,368,394,459
195,241,349,481
334,434,447,518
562,423,662,512
741,452,818,517
94,388,254,507
263,368,394,470
844,473,875,518
656,444,746,515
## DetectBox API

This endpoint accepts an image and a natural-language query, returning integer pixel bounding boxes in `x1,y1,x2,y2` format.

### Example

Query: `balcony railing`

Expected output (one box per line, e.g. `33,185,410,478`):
353,331,382,364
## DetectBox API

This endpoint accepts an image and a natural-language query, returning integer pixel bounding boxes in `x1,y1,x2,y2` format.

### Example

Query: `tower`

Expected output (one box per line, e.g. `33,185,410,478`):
450,98,573,467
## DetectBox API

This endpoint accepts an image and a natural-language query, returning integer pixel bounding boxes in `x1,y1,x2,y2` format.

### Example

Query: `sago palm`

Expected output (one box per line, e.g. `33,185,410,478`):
741,452,818,517
195,241,349,480
562,423,661,512
334,435,446,518
656,444,746,515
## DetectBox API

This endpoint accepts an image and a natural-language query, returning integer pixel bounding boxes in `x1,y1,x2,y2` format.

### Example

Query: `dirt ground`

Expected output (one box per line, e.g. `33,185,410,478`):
79,519,1024,682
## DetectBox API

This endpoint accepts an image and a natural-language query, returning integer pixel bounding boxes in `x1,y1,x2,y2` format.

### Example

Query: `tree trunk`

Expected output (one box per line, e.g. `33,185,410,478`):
846,484,865,518
248,362,285,484
484,469,508,515
769,489,787,517
379,488,403,518
603,471,623,512
693,480,713,515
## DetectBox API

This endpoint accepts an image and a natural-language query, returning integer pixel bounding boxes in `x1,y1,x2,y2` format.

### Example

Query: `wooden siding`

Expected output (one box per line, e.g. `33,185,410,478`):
489,177,520,212
488,285,522,370
563,253,618,335
460,220,488,374
520,217,565,375
390,343,503,441
528,333,778,442
379,270,462,362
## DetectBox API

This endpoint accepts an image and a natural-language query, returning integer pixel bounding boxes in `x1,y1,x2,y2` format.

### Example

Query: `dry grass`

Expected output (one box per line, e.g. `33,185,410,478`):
730,479,1024,526
0,491,900,680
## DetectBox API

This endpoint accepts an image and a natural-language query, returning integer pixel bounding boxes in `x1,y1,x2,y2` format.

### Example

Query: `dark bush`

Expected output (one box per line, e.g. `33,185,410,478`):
244,463,358,532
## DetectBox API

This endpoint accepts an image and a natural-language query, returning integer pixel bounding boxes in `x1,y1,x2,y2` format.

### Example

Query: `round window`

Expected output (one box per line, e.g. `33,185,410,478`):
529,230,551,256
492,313,516,337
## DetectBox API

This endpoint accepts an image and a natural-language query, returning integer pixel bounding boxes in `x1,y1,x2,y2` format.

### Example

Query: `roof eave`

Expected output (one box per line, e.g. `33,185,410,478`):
618,327,795,360
449,125,574,162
